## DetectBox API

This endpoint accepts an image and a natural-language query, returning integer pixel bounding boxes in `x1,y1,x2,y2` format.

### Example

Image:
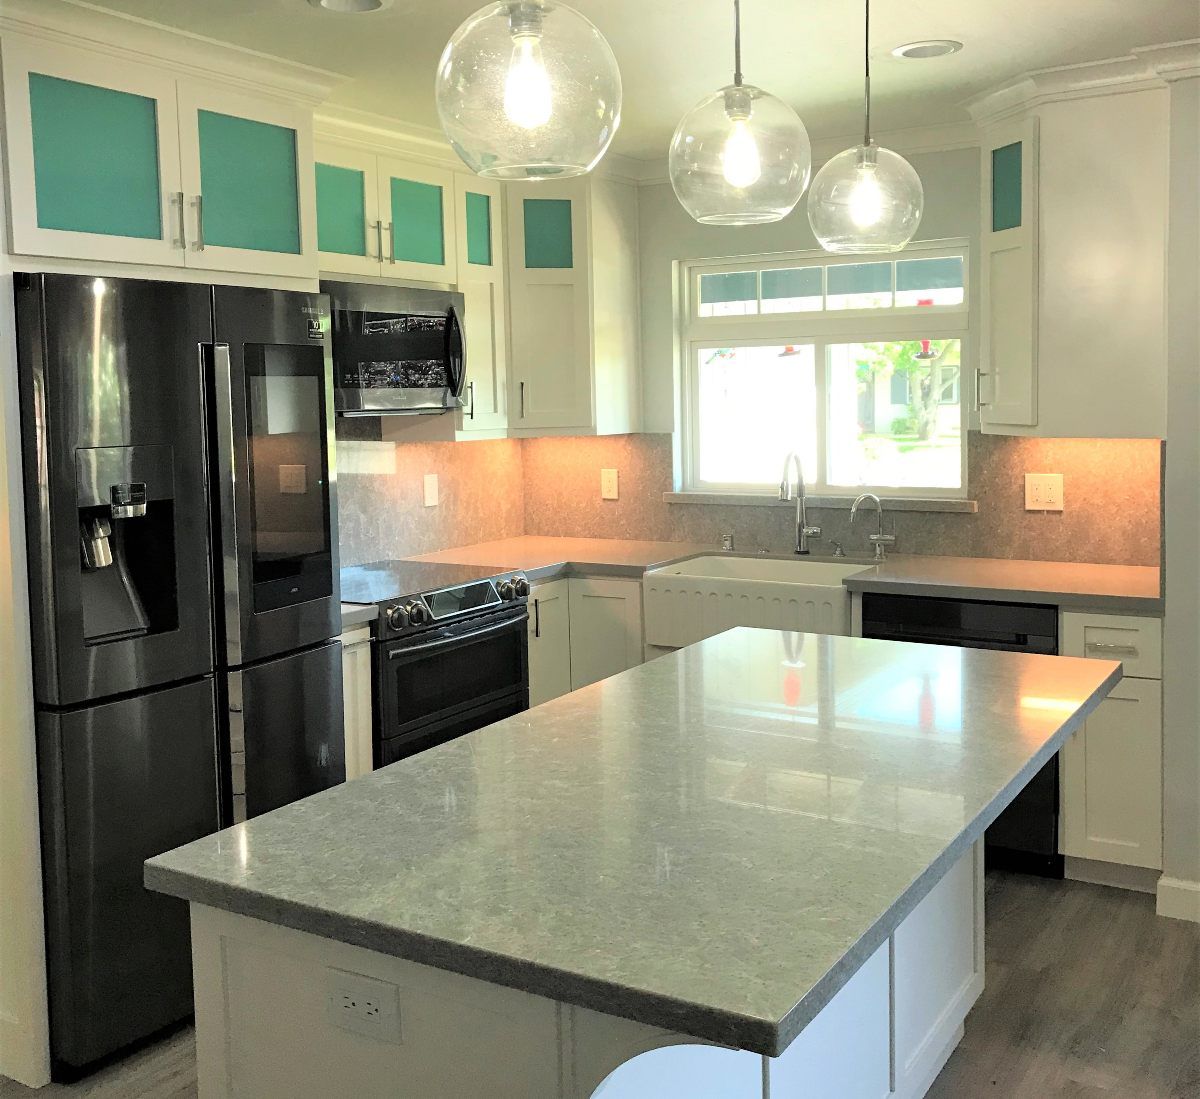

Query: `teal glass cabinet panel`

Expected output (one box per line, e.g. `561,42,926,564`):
197,110,301,254
523,198,573,269
28,73,162,239
315,163,366,256
991,142,1023,232
464,191,492,266
389,178,445,265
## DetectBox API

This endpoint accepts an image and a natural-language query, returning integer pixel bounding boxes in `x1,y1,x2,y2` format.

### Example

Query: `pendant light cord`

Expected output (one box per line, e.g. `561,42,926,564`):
733,0,743,86
862,0,871,146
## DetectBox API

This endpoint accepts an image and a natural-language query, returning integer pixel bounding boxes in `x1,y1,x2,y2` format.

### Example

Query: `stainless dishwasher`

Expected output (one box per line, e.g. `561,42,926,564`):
861,592,1062,878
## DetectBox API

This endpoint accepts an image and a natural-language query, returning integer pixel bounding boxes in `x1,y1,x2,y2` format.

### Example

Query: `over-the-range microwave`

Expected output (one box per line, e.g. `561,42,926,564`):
322,280,465,416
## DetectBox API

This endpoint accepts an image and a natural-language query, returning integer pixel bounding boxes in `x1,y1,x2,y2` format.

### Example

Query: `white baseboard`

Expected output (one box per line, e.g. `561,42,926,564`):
1064,857,1160,895
1156,876,1200,923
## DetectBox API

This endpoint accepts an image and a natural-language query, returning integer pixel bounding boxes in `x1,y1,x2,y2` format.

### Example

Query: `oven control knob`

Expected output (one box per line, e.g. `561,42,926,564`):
512,577,530,598
497,580,515,601
405,600,430,626
385,604,409,631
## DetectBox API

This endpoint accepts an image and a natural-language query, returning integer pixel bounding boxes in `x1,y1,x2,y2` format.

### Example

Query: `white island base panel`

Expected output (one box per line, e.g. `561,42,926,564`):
190,842,982,1099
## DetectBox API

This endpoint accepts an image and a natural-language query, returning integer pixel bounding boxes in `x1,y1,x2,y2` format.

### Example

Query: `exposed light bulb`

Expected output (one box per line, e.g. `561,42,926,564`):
848,164,884,227
721,118,761,188
504,34,552,129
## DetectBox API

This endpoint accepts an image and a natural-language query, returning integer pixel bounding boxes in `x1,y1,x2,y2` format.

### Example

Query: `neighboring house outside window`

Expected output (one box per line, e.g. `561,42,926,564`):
680,243,970,498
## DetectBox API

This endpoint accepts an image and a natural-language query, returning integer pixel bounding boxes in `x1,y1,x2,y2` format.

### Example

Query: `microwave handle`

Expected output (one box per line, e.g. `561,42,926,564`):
445,304,466,400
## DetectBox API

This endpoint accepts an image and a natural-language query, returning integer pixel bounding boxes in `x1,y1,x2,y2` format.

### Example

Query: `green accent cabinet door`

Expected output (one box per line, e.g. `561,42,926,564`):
4,47,184,265
316,163,367,257
196,109,300,254
377,158,457,283
28,72,164,240
522,198,574,269
177,84,316,277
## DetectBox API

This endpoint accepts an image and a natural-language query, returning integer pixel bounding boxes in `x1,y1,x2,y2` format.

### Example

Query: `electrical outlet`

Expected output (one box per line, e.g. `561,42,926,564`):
423,473,439,508
325,969,401,1044
600,468,619,500
1024,473,1064,511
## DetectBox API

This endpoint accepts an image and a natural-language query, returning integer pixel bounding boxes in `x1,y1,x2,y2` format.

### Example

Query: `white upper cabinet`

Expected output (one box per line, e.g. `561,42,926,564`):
974,84,1169,438
1,33,321,279
506,175,641,436
453,173,508,436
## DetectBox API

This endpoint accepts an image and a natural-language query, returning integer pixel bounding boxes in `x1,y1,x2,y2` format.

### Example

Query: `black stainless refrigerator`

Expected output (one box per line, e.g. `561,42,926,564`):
14,273,346,1076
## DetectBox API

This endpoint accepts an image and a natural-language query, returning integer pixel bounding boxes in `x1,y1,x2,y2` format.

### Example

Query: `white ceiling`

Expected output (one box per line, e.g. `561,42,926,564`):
82,0,1198,160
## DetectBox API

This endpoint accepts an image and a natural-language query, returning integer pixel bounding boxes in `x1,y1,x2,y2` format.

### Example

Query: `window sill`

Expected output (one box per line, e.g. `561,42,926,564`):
664,491,978,514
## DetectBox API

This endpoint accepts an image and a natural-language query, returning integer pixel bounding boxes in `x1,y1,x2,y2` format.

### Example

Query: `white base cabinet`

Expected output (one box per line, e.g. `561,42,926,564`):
528,579,573,708
528,577,644,706
339,625,374,781
1060,612,1163,870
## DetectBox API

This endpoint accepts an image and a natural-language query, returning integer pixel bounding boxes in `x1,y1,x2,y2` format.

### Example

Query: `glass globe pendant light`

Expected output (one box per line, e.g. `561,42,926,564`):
435,1,622,180
808,0,923,252
668,0,811,225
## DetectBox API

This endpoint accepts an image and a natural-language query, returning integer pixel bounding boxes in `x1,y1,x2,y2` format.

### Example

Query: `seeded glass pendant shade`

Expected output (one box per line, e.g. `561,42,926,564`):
669,1,811,225
808,0,924,252
435,1,622,180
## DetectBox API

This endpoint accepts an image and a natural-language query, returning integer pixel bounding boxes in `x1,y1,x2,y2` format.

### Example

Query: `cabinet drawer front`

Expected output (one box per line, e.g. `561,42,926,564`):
1061,612,1161,678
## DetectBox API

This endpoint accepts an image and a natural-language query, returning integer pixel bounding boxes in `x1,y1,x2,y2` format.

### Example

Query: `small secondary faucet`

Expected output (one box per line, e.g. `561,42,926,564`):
850,493,896,561
779,452,821,555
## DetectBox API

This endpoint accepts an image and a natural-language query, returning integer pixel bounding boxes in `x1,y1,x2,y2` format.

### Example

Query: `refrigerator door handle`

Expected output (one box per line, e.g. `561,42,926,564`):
205,342,243,665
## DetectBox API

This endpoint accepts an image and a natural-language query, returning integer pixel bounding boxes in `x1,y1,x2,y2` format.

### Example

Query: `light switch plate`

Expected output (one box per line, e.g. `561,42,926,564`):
278,464,307,495
600,468,619,500
423,473,439,508
1025,473,1064,511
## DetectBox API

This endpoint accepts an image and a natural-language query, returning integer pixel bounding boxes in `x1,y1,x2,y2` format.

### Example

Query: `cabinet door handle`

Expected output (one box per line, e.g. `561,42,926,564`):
467,380,475,420
193,195,205,251
1085,641,1139,656
519,380,526,419
534,598,540,639
171,191,186,249
973,368,989,412
372,219,383,261
386,221,395,264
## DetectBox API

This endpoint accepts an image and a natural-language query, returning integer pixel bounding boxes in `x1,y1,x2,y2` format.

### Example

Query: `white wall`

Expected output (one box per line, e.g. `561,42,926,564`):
0,111,51,1085
636,145,982,435
1160,74,1200,920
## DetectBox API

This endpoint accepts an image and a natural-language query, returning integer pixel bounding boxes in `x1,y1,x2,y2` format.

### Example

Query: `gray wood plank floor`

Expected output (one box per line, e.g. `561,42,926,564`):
2,872,1197,1098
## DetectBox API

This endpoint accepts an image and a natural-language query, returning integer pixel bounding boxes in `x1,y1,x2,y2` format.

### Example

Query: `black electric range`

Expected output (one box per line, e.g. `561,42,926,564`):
340,560,530,765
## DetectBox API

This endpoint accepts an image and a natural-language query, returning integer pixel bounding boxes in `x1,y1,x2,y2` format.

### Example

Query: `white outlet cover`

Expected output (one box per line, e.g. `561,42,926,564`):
325,968,402,1044
1024,473,1064,511
600,468,619,500
423,473,439,507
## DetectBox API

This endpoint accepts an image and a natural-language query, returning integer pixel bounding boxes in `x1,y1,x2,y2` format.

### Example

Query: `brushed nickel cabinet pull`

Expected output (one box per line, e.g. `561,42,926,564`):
193,195,205,251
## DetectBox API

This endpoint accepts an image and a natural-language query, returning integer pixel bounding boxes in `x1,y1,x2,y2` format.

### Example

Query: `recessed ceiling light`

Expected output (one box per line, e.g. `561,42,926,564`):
891,40,963,60
307,0,392,12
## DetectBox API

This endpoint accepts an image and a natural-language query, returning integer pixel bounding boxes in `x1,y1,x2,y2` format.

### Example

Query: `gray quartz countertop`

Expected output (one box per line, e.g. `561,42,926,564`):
339,602,378,630
409,535,714,581
843,554,1162,614
145,630,1119,1058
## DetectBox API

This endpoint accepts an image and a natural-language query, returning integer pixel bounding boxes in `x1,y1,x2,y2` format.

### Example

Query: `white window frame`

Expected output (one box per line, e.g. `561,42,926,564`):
679,240,971,500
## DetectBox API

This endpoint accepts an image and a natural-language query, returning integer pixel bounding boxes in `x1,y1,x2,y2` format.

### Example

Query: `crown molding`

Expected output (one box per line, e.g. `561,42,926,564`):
1133,40,1200,83
313,105,461,167
0,0,345,105
966,40,1200,125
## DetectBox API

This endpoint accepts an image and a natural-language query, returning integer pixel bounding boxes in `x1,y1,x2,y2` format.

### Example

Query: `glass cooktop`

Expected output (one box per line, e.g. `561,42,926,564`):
339,559,515,605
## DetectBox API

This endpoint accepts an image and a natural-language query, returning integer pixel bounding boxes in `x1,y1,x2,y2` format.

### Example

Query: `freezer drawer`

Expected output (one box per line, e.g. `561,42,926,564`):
37,677,220,1072
227,640,346,822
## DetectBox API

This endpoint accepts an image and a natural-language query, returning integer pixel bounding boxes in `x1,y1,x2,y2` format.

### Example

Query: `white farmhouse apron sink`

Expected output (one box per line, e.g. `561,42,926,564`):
642,555,871,649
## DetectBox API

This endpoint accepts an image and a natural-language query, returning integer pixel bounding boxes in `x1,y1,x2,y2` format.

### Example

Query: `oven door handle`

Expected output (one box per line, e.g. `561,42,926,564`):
387,614,525,659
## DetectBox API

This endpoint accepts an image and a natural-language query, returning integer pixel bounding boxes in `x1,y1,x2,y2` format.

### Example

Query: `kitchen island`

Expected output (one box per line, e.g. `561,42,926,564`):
146,630,1120,1098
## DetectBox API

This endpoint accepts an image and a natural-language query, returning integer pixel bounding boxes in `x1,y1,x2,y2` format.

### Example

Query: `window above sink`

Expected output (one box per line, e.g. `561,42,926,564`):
680,242,970,500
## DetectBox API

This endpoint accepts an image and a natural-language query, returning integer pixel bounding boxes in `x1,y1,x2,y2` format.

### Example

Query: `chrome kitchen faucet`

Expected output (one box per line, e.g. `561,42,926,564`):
779,452,821,555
